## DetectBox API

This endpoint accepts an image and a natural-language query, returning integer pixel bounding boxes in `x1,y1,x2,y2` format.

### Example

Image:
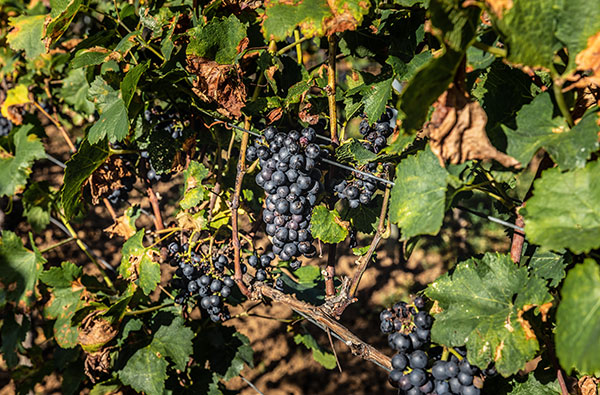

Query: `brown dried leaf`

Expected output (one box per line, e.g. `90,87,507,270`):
87,157,135,204
104,214,136,240
299,102,319,125
570,32,600,89
578,376,598,395
484,0,513,18
266,107,283,123
186,56,246,118
517,305,536,340
425,84,521,168
78,311,119,352
84,348,111,383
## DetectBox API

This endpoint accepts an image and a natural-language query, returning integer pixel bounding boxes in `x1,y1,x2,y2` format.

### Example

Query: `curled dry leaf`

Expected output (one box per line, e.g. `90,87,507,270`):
425,84,521,168
84,348,112,383
78,311,119,352
87,157,135,204
299,101,320,125
104,214,137,240
186,56,246,118
578,376,599,395
266,107,283,123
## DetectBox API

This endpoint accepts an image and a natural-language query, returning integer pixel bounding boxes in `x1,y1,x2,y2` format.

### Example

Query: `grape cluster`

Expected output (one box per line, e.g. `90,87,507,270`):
105,174,136,205
333,176,378,209
0,114,13,137
247,126,323,263
167,241,234,322
139,150,172,184
144,106,185,139
381,297,483,395
358,109,395,154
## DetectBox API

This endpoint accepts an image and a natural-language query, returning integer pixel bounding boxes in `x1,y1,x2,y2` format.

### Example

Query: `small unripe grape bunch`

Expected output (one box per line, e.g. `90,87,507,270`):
247,125,324,263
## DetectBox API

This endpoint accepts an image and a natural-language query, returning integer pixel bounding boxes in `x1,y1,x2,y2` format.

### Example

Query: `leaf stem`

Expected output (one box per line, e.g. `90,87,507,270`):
294,30,303,65
447,347,463,361
60,216,115,289
40,237,75,253
471,41,507,58
276,34,311,57
550,69,574,128
124,300,175,316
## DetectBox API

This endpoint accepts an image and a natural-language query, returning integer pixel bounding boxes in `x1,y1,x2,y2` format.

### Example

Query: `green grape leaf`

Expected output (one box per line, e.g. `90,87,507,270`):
60,68,95,115
398,48,464,132
121,61,149,108
87,77,129,144
22,182,55,232
1,313,30,368
119,346,168,395
119,229,160,295
488,0,560,69
293,265,322,283
180,161,209,210
60,139,109,220
294,333,336,370
40,261,84,348
425,252,552,376
389,147,448,239
152,316,194,371
508,372,561,395
0,231,45,308
44,0,83,47
6,14,46,59
362,77,393,124
221,332,254,380
522,247,569,288
0,125,45,197
335,138,377,165
262,0,370,41
428,0,481,51
311,206,349,244
522,161,600,254
71,48,109,69
187,15,246,64
555,259,600,376
503,93,599,170
554,0,600,73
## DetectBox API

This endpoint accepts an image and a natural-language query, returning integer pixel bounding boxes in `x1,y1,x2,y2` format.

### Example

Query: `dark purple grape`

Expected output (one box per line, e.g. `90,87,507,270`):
392,353,408,370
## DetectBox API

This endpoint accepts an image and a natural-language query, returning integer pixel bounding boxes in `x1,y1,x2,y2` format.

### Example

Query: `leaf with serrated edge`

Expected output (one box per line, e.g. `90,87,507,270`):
508,372,561,395
504,93,599,170
60,139,109,219
556,259,600,376
425,253,552,376
6,15,46,59
335,138,377,165
310,206,349,244
119,346,168,395
389,147,448,239
87,77,129,144
187,15,246,64
152,316,194,371
0,231,45,308
522,161,600,254
0,125,45,197
362,77,393,124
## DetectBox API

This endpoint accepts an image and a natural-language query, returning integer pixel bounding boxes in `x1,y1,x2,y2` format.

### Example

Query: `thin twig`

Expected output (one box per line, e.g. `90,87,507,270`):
510,206,526,264
326,328,343,373
33,101,76,152
40,237,75,253
240,375,265,395
124,301,175,316
251,280,392,371
550,67,574,128
471,41,507,57
103,197,118,221
146,186,165,230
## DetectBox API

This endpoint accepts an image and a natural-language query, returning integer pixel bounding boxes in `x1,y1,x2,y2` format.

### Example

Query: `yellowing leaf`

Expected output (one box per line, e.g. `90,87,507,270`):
1,85,30,123
6,15,46,60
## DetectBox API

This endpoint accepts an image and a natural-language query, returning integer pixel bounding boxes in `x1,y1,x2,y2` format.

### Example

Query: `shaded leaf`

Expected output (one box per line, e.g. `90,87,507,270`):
59,68,95,115
362,77,393,124
119,346,168,395
425,252,552,376
121,61,149,108
335,138,377,165
508,372,561,395
60,139,109,220
44,0,83,48
151,316,194,371
294,333,336,370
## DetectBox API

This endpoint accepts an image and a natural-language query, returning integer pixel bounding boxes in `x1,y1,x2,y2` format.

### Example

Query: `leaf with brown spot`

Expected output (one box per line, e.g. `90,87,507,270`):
425,84,520,168
570,31,600,89
186,56,246,118
578,376,599,395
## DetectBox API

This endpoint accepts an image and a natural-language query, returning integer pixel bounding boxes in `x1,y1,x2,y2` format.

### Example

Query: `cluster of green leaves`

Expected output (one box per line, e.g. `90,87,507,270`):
0,0,600,393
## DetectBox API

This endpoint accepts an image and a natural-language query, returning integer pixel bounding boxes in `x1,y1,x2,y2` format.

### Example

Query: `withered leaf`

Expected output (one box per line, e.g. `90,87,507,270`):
78,311,119,352
569,31,600,89
578,376,599,395
485,0,513,18
425,84,520,168
186,56,246,118
87,156,135,204
298,102,319,125
104,214,137,240
266,107,283,123
84,348,111,383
